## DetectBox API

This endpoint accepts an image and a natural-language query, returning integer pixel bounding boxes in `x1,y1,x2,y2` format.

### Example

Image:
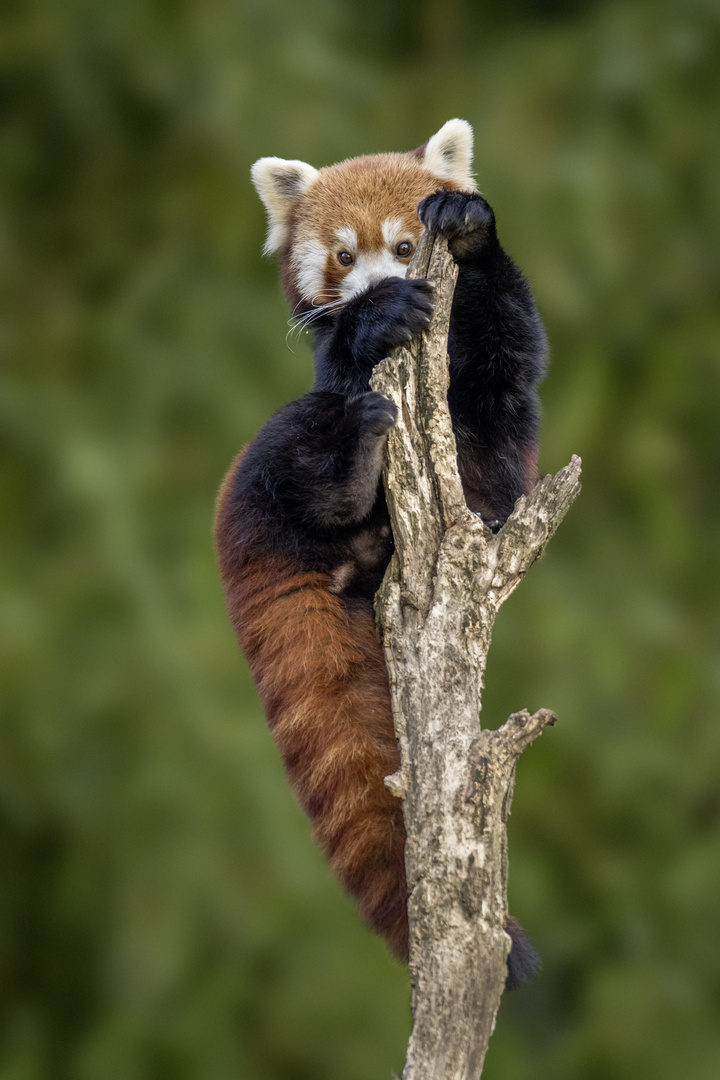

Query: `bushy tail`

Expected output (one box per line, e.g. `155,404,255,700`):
217,549,539,982
222,554,409,957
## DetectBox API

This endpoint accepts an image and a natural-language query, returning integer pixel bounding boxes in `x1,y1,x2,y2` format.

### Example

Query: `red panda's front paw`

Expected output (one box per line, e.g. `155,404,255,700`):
418,191,497,264
352,391,398,438
418,190,494,236
362,278,436,349
353,277,435,356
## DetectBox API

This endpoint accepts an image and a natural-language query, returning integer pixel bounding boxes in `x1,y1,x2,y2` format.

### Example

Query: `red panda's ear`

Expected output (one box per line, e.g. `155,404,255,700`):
421,119,477,191
251,157,319,254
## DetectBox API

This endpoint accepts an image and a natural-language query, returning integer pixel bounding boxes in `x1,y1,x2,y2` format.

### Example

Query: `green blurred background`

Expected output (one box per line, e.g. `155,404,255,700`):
2,0,720,1076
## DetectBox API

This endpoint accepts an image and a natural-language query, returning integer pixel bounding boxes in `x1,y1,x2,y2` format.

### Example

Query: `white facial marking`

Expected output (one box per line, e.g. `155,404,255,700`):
292,237,327,302
335,225,358,252
381,217,406,249
339,250,405,301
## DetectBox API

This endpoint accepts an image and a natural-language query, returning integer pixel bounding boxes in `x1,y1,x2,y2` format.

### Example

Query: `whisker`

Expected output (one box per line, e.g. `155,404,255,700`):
284,293,347,351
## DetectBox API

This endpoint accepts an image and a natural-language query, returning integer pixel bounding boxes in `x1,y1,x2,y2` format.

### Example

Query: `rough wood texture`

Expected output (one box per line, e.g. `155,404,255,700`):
371,230,582,1079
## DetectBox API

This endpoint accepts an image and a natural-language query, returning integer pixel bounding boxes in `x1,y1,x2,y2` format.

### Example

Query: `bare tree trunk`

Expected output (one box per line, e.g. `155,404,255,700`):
371,231,581,1079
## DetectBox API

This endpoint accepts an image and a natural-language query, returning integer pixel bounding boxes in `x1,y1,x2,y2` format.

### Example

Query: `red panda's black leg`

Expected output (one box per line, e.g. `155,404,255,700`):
313,391,397,527
417,190,547,524
233,390,396,536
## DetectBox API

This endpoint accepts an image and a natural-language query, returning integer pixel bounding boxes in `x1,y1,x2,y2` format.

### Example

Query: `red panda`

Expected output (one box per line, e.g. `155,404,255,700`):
215,120,546,987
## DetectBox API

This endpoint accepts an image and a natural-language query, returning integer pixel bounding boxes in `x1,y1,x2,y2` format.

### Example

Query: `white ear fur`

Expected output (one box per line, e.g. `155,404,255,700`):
251,157,319,254
423,119,477,190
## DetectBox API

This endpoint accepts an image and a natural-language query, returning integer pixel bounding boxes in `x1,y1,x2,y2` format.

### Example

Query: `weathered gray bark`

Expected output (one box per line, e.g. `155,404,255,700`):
370,231,581,1080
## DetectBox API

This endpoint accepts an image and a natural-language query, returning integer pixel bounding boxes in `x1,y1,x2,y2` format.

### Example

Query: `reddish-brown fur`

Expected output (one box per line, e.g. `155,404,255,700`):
215,464,410,957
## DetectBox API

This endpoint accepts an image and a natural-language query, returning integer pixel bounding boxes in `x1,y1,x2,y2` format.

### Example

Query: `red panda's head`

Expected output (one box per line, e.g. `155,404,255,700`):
251,119,477,312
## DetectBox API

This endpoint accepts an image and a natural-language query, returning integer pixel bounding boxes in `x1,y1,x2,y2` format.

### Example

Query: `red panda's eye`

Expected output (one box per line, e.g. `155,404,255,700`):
396,241,413,258
337,251,354,266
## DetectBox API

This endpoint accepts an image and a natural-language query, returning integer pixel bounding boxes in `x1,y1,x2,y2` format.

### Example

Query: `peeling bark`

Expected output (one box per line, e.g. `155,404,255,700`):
371,230,581,1079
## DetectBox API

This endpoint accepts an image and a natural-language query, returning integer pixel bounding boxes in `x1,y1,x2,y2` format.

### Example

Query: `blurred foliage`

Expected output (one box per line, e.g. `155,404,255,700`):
1,0,720,1077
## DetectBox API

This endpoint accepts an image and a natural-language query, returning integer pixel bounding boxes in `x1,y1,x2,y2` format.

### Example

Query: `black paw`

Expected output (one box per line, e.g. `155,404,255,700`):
418,191,497,263
352,391,398,437
355,277,435,354
418,190,494,236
